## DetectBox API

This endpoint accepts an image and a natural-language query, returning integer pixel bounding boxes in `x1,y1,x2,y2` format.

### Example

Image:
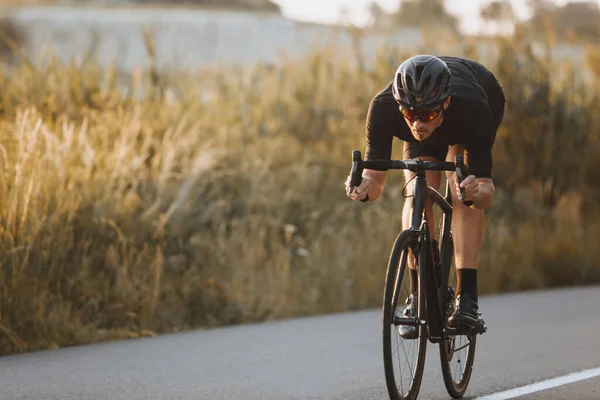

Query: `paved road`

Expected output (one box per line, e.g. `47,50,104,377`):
1,286,599,400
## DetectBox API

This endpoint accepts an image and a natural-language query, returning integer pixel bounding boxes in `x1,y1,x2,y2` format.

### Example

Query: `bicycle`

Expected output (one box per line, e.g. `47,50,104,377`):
348,150,487,400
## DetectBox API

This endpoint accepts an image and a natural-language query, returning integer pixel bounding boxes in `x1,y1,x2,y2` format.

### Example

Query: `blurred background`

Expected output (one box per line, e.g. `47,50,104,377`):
0,0,598,356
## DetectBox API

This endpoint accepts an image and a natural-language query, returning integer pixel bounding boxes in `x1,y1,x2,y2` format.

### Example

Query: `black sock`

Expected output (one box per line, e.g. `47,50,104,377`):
410,268,418,295
457,269,478,301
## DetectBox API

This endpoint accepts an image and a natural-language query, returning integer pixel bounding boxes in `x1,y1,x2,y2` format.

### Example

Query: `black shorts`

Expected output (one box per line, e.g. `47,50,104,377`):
407,80,506,161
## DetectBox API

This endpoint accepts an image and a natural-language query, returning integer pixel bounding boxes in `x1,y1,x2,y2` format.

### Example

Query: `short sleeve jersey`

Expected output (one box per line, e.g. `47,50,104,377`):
365,56,501,179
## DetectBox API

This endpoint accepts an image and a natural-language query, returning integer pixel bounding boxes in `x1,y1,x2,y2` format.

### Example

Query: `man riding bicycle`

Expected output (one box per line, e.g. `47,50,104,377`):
345,55,505,337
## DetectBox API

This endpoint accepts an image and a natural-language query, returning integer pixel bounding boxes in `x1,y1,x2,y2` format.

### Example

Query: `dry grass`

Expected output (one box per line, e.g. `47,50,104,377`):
0,33,598,355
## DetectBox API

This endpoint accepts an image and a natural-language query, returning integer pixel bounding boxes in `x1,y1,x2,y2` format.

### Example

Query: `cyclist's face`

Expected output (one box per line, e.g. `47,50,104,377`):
403,97,451,142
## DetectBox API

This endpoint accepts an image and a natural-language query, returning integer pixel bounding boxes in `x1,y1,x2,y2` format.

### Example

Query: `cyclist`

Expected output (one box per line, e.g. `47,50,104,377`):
345,55,505,337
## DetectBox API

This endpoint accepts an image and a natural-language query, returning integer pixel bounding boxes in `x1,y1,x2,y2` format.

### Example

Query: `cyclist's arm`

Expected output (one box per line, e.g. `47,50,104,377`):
464,106,496,210
363,169,387,201
363,96,396,201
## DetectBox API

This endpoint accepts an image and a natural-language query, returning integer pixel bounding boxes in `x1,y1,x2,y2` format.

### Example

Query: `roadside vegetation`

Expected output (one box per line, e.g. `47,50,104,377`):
0,24,598,356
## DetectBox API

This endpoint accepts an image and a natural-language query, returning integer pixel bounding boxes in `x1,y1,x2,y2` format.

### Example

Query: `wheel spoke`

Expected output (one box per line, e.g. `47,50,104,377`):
400,336,415,382
454,338,462,380
452,338,472,353
396,335,409,394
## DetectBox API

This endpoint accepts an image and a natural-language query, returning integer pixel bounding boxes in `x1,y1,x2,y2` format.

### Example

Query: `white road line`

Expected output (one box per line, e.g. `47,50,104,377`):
474,367,600,400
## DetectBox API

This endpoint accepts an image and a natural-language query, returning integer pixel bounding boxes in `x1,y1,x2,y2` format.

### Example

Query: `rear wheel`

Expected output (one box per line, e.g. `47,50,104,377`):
383,230,427,400
439,237,477,398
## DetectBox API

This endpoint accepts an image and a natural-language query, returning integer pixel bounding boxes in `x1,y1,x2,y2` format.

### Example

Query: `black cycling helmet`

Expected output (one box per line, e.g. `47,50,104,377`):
392,55,452,109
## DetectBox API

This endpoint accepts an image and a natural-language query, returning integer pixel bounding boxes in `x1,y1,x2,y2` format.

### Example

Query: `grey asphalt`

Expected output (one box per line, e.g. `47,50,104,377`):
0,285,599,400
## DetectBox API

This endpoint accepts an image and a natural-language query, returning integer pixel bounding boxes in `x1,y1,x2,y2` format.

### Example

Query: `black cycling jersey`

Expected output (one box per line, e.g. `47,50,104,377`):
365,56,505,179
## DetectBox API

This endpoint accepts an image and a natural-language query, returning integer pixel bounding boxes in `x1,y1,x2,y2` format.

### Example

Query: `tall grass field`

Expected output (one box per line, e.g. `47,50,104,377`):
0,31,599,355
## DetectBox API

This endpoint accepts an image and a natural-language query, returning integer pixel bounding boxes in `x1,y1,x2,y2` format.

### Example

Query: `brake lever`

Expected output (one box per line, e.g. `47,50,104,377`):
350,150,369,203
454,155,474,207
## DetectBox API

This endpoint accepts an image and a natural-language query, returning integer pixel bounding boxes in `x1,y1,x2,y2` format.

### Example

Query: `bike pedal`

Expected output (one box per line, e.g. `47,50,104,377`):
478,319,487,335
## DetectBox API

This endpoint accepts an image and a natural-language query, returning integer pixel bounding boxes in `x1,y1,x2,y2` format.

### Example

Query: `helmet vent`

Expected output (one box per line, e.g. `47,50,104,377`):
396,73,404,90
415,65,425,82
422,76,431,91
434,75,444,90
406,78,415,93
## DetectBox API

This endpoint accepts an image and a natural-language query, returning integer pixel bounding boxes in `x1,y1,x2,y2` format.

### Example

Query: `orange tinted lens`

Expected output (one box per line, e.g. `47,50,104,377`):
424,110,439,121
400,108,414,120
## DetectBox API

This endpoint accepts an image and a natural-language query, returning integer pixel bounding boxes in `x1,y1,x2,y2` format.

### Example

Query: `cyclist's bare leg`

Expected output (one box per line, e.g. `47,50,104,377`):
444,145,484,272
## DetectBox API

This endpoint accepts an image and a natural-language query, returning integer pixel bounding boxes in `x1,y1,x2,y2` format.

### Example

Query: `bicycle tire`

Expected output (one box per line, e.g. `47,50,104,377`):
383,230,427,400
438,237,477,399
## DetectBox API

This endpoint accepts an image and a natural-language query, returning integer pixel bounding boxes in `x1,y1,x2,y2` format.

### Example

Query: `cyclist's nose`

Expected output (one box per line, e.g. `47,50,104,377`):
412,119,425,130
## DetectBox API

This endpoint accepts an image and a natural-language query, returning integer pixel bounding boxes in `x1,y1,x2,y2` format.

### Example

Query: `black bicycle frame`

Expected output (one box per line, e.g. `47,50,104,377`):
409,170,454,344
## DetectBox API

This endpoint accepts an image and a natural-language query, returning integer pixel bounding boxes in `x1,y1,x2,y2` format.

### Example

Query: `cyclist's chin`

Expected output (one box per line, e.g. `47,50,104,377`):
412,131,433,141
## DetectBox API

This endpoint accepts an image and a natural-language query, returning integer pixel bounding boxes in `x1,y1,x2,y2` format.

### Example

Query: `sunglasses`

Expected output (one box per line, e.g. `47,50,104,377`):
399,105,443,122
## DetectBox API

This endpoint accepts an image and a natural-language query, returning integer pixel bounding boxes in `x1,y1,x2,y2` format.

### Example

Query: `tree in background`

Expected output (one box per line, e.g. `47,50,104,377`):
480,0,516,36
368,1,387,27
392,0,459,34
0,16,25,62
524,1,600,44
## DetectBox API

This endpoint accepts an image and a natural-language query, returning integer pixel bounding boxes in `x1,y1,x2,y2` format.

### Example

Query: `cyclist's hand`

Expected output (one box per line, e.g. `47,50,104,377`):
345,175,370,202
454,174,479,203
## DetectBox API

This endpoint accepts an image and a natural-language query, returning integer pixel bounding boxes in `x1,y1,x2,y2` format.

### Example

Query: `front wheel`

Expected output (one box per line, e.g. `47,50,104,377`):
439,237,477,398
382,230,427,400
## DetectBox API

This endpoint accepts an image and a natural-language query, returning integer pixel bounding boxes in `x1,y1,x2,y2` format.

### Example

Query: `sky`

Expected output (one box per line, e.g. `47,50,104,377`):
272,0,600,35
